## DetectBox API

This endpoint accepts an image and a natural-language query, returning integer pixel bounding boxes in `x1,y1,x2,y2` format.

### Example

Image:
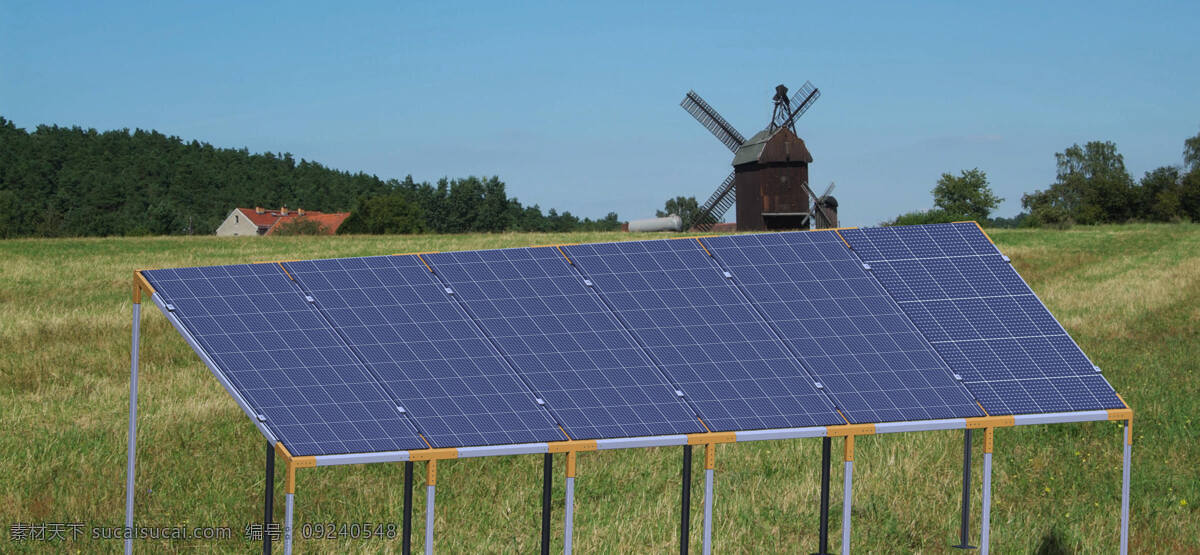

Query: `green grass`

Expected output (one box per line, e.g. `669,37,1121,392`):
1,225,1197,553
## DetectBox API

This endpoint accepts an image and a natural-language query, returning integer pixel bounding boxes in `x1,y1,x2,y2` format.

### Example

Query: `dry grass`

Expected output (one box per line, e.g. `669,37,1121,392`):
1,225,1197,553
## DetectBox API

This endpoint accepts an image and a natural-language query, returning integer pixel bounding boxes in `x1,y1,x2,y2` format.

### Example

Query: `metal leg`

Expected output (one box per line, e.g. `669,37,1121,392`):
564,450,578,555
404,461,414,555
814,437,831,555
954,430,975,549
265,442,275,554
564,476,575,554
425,460,436,555
124,302,141,555
1120,423,1131,555
681,445,692,555
425,485,435,553
702,468,714,555
841,460,852,555
701,441,715,555
542,453,552,555
283,493,294,555
980,452,992,555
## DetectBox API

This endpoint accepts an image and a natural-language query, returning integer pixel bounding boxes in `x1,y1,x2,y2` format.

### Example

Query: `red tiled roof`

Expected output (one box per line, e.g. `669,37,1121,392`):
236,207,282,228
265,212,350,235
234,207,351,235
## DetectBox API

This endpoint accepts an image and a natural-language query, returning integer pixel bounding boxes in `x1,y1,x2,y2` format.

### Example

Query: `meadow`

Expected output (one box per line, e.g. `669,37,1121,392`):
1,224,1196,553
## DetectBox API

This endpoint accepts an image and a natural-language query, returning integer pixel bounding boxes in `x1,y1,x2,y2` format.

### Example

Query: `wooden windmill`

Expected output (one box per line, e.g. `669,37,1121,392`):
680,82,836,231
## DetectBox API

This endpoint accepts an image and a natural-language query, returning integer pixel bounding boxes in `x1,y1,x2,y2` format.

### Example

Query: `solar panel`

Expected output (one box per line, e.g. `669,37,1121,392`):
562,239,845,432
281,255,567,448
143,263,428,456
839,222,1124,415
425,247,706,440
701,232,985,423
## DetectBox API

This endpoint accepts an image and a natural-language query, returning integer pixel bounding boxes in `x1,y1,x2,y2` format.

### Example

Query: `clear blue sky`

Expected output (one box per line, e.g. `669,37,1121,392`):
3,1,1197,225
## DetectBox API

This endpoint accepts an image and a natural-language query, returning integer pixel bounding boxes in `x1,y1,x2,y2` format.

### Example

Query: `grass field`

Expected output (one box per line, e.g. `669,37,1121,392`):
1,225,1197,553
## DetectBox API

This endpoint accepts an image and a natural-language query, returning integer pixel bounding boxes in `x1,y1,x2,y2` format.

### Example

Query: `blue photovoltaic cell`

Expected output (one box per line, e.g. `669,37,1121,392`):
143,264,428,456
840,222,1124,415
563,239,844,432
282,255,566,448
702,232,984,423
425,247,705,440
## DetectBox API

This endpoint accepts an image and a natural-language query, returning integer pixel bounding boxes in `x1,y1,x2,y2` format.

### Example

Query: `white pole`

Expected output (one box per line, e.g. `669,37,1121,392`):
841,460,853,555
1120,424,1132,555
702,443,716,555
702,468,714,555
564,476,575,554
425,484,435,554
425,459,437,555
980,452,993,555
284,493,294,555
124,301,141,555
565,451,578,555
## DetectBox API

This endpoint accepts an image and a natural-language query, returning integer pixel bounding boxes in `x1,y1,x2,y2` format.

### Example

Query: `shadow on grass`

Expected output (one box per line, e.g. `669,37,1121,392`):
1035,527,1072,555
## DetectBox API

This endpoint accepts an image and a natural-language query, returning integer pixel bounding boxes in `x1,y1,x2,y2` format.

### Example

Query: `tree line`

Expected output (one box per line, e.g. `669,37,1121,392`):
0,117,620,238
889,131,1200,227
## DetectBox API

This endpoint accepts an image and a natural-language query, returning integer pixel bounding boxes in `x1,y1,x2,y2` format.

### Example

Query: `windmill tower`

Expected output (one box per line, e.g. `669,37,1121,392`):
680,81,836,231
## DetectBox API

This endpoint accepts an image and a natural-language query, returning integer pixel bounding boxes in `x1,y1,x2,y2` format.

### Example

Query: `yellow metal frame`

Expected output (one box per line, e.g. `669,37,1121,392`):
566,451,578,478
133,271,156,304
1108,394,1134,445
427,460,437,486
687,432,736,445
825,423,876,437
548,440,598,454
274,442,316,494
966,415,1015,430
409,448,459,462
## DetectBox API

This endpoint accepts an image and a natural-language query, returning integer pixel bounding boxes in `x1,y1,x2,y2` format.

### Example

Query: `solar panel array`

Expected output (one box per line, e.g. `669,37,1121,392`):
281,255,565,449
839,222,1123,415
563,239,844,431
426,247,704,440
143,222,1123,457
701,232,984,423
145,264,428,456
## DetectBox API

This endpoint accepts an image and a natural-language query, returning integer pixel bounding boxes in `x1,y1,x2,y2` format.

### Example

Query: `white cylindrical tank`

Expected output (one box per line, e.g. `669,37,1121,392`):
628,215,683,232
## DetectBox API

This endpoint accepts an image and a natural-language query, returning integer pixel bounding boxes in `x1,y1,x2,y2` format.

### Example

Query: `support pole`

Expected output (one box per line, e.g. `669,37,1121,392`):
681,445,692,555
284,459,295,555
1120,420,1132,555
542,453,552,555
265,441,275,555
841,436,854,555
404,461,414,555
953,429,975,549
425,460,436,555
124,300,141,555
702,444,715,555
813,437,831,555
980,428,994,555
565,452,577,555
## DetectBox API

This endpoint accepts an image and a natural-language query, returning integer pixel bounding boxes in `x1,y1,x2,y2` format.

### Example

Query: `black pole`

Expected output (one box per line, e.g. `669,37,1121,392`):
681,445,692,555
813,437,831,555
264,441,274,555
953,429,977,549
403,461,413,555
542,453,552,555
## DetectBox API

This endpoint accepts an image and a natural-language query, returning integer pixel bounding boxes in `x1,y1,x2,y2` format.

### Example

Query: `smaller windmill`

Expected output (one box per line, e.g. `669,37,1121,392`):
681,81,836,231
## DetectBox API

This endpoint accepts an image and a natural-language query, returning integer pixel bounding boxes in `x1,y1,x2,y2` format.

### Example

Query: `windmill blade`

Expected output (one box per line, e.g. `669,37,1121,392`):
821,181,835,199
779,81,820,129
681,91,746,153
803,180,836,228
688,171,737,231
